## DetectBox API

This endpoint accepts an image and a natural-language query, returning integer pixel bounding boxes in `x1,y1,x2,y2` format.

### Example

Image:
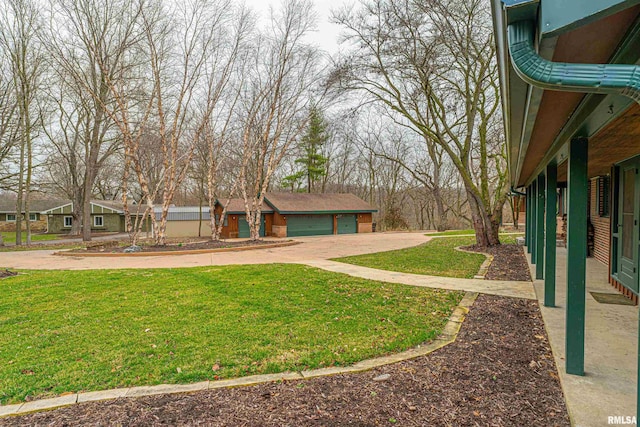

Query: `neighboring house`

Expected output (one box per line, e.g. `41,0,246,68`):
42,200,150,234
492,0,640,406
153,206,217,238
161,193,377,238
0,199,67,232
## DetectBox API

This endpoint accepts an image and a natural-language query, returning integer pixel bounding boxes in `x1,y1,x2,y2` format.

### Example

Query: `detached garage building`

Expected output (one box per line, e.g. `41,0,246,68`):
207,193,376,239
263,193,376,237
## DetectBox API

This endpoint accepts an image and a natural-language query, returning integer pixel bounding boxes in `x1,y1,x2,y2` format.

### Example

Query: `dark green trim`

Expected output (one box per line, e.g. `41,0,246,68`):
540,0,640,38
508,21,640,102
531,179,538,261
499,12,640,187
566,137,588,376
276,210,377,215
536,174,545,280
525,185,530,248
545,162,558,307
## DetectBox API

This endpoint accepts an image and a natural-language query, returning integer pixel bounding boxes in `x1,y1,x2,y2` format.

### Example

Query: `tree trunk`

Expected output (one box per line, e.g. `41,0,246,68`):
82,181,92,241
198,194,203,238
71,196,82,236
432,186,447,232
15,117,26,246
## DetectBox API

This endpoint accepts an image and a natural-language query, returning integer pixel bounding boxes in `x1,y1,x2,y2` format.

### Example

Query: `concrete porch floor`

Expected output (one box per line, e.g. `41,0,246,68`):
529,247,637,427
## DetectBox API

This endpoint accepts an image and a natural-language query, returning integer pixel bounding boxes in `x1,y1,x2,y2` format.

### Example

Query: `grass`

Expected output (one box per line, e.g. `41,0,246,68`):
1,232,60,244
334,236,485,278
0,242,84,252
0,264,462,404
425,229,524,237
334,233,525,278
425,229,475,236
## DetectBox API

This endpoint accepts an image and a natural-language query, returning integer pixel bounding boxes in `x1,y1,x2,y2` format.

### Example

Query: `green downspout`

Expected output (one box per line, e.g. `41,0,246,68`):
508,20,640,101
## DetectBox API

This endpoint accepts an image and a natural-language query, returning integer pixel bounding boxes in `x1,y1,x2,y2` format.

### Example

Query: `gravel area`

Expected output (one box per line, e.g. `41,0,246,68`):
463,243,532,281
73,239,283,253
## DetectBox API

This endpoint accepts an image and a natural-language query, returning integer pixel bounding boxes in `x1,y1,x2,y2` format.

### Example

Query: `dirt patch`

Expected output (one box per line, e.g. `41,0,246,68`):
0,269,17,279
71,239,281,254
1,295,568,426
462,243,531,281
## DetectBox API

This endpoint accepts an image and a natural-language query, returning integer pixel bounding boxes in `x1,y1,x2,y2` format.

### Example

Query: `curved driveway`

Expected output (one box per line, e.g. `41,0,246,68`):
0,232,431,271
0,232,535,299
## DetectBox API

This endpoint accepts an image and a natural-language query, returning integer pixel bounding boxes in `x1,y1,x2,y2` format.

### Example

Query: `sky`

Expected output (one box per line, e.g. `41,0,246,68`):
242,0,353,56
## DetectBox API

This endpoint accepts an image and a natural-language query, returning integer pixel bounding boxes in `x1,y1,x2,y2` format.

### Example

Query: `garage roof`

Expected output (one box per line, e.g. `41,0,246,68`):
264,193,377,214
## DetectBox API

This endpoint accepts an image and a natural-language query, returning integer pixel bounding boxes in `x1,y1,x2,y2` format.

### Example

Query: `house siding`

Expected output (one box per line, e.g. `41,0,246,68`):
0,214,47,232
48,213,122,234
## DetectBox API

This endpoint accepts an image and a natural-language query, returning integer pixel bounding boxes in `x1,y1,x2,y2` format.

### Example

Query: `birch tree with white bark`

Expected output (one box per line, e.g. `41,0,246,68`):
237,0,324,240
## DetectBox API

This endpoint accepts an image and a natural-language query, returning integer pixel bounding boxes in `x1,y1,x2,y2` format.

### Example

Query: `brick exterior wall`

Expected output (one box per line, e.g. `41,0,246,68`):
590,178,611,266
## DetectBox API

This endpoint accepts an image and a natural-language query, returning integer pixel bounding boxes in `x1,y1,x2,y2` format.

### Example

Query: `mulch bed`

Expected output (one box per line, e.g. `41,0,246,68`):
463,243,532,281
1,295,569,426
0,269,17,279
73,239,278,254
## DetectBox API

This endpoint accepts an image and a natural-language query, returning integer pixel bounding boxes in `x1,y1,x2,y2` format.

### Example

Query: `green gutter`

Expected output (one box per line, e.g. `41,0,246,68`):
508,20,640,102
276,210,377,215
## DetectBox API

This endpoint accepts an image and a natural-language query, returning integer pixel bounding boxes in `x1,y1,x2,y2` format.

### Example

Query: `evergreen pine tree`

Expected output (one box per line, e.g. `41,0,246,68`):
282,106,329,192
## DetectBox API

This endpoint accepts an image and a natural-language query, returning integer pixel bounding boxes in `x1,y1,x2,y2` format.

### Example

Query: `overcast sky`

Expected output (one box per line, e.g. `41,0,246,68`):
242,0,353,56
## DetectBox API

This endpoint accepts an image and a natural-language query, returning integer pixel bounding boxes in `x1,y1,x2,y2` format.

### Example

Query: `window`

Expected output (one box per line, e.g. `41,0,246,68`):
597,175,610,217
64,216,73,227
214,214,229,227
29,213,37,221
94,215,104,227
6,214,16,222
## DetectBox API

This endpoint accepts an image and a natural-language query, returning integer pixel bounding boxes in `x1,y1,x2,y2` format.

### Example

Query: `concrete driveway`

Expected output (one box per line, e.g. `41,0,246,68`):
0,232,431,271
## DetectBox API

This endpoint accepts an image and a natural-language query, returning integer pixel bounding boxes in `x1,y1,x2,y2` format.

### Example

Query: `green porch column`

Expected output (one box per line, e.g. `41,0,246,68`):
545,162,557,307
525,186,531,248
566,137,588,376
531,179,538,262
536,174,545,280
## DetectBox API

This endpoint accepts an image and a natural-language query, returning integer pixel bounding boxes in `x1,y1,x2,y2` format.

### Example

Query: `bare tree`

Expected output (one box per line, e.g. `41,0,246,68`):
237,0,324,240
0,0,45,246
333,0,508,246
45,0,139,241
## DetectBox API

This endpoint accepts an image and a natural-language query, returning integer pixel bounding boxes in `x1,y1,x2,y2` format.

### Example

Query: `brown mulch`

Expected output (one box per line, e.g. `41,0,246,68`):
463,243,532,281
0,269,17,279
75,239,279,254
1,295,569,427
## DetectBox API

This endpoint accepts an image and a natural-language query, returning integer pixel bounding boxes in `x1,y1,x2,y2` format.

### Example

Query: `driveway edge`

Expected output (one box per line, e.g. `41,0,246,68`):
53,241,300,257
0,292,477,419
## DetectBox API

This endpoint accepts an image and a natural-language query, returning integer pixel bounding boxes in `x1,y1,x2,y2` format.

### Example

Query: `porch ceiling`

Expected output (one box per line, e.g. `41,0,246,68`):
517,5,640,187
556,103,640,183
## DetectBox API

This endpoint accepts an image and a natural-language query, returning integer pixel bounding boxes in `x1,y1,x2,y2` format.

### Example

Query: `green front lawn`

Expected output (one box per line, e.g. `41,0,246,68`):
425,229,475,236
0,264,462,404
1,232,60,244
334,236,485,278
334,234,525,278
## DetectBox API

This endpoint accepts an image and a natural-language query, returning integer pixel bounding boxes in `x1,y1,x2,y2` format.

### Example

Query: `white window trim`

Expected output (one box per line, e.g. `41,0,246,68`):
29,213,37,221
63,216,73,228
93,215,104,227
6,214,16,222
